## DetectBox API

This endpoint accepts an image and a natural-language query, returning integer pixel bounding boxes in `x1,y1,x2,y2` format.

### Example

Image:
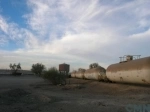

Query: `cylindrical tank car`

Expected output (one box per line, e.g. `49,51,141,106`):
75,68,85,79
84,66,106,81
106,56,150,85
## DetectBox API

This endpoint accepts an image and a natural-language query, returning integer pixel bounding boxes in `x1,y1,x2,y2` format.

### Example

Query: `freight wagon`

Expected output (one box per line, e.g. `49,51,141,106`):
71,55,150,85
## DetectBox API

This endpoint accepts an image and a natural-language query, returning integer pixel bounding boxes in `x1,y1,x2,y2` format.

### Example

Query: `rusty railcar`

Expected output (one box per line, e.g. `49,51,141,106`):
84,66,106,81
106,56,150,85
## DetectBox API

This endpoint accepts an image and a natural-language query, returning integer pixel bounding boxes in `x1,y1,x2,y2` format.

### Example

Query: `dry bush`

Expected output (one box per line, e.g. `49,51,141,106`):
42,67,66,85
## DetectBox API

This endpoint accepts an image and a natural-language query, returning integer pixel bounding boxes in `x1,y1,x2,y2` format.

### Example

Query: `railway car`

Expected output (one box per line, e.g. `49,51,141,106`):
71,70,76,78
71,68,85,79
84,66,106,81
106,56,150,85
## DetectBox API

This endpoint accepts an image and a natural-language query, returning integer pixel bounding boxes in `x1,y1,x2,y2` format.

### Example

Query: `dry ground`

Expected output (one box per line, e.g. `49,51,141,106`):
0,75,149,112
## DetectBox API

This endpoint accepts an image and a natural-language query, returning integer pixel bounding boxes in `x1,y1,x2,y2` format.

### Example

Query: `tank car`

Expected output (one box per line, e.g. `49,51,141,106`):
84,66,106,81
106,56,150,85
71,70,76,78
71,68,85,79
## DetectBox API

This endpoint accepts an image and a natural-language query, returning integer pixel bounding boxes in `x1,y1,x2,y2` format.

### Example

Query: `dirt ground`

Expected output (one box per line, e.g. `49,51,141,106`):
0,75,149,112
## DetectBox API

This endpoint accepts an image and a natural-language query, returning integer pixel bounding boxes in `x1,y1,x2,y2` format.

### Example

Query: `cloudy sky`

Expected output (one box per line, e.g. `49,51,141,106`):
0,0,150,70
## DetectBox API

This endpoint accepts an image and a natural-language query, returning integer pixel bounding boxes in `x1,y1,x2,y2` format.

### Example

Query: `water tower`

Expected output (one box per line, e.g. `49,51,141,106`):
59,63,70,75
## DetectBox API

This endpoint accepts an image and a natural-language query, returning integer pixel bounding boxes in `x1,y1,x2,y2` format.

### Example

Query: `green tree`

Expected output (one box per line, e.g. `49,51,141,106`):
9,63,21,75
31,63,45,76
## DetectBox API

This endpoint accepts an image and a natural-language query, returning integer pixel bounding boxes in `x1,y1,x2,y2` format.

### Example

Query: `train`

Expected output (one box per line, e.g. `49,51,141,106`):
71,55,150,85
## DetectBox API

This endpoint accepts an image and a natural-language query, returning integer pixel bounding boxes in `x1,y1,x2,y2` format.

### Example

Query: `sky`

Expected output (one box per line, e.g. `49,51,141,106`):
0,0,150,71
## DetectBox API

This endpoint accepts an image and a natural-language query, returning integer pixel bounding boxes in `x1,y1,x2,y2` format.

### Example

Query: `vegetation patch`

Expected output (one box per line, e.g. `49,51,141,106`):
42,67,67,85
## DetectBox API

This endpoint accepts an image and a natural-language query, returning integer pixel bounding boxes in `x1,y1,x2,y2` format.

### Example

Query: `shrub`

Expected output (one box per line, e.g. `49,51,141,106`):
42,67,66,85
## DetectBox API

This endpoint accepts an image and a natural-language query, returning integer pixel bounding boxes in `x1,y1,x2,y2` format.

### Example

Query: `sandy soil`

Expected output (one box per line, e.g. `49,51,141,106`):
0,75,149,112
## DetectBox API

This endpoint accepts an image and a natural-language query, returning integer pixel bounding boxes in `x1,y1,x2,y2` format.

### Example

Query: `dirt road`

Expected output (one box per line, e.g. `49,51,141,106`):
0,75,149,112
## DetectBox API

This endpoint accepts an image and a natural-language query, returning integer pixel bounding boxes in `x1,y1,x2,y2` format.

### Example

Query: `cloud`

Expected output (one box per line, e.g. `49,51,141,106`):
0,15,8,34
0,13,41,50
0,0,150,70
0,35,7,46
129,29,150,39
0,15,24,42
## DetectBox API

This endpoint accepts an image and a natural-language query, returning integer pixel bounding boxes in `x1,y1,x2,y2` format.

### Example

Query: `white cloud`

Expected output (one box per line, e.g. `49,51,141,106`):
0,14,41,49
0,15,25,41
0,15,8,33
0,35,7,46
129,29,150,39
0,0,150,71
